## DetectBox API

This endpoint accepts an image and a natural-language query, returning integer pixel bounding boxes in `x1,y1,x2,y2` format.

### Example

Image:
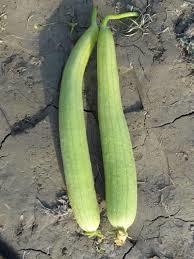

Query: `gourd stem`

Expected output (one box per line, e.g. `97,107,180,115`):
102,12,139,27
91,6,97,25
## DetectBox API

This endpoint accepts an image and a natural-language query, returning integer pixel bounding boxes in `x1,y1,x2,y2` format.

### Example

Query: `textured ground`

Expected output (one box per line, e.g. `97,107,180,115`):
0,0,194,258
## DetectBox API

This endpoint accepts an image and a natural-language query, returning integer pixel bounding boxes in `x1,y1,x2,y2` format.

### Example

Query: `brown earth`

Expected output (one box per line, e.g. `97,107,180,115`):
0,0,194,258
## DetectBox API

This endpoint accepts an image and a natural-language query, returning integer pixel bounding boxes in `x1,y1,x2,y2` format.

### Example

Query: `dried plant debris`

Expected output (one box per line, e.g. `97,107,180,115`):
37,190,71,216
175,10,194,62
110,1,154,41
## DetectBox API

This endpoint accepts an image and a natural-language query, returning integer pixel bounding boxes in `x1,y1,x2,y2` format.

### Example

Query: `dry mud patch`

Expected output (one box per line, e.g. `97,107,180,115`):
0,0,194,258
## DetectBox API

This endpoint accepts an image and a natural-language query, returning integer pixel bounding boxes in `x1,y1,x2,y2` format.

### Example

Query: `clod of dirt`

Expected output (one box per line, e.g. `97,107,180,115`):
174,9,194,61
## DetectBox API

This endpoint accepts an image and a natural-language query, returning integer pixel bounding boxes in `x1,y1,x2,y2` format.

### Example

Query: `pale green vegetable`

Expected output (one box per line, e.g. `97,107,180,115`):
59,7,100,233
97,12,139,245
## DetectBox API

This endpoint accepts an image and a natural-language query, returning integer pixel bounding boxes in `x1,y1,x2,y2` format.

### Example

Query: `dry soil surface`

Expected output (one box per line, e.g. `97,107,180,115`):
0,0,194,258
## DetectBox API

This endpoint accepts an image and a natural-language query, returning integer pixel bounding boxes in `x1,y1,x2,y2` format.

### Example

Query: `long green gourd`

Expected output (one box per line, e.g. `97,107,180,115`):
59,7,100,233
97,12,139,245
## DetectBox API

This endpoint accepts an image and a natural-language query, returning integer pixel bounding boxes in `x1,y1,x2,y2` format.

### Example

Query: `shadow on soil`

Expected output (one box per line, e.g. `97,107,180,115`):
39,0,104,197
0,237,20,259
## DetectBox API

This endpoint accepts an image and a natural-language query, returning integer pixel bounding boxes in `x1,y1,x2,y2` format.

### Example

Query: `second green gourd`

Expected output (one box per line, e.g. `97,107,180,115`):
97,12,139,245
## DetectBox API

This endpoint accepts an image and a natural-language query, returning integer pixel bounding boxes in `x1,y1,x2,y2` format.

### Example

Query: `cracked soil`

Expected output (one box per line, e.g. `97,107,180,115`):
0,0,194,258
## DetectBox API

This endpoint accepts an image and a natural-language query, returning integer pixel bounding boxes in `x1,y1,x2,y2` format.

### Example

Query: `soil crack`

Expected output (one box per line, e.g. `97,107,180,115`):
123,240,137,259
152,111,194,128
0,103,56,150
133,111,149,149
143,111,149,146
84,108,95,114
174,217,194,223
124,101,144,113
10,103,54,135
20,248,51,257
0,132,11,150
148,208,181,225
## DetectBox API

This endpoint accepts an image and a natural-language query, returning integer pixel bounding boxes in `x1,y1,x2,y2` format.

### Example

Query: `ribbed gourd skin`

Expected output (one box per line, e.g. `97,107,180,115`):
97,26,137,231
59,9,100,232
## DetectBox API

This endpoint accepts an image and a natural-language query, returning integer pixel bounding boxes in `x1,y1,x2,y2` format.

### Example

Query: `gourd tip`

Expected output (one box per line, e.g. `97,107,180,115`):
114,228,128,246
84,230,104,240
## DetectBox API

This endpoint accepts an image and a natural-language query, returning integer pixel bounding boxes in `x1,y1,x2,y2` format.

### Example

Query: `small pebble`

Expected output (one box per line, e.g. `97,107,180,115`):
190,225,194,231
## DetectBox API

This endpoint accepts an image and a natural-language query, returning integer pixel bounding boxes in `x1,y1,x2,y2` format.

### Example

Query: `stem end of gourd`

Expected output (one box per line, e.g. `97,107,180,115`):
102,11,139,27
114,228,128,246
91,6,97,26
